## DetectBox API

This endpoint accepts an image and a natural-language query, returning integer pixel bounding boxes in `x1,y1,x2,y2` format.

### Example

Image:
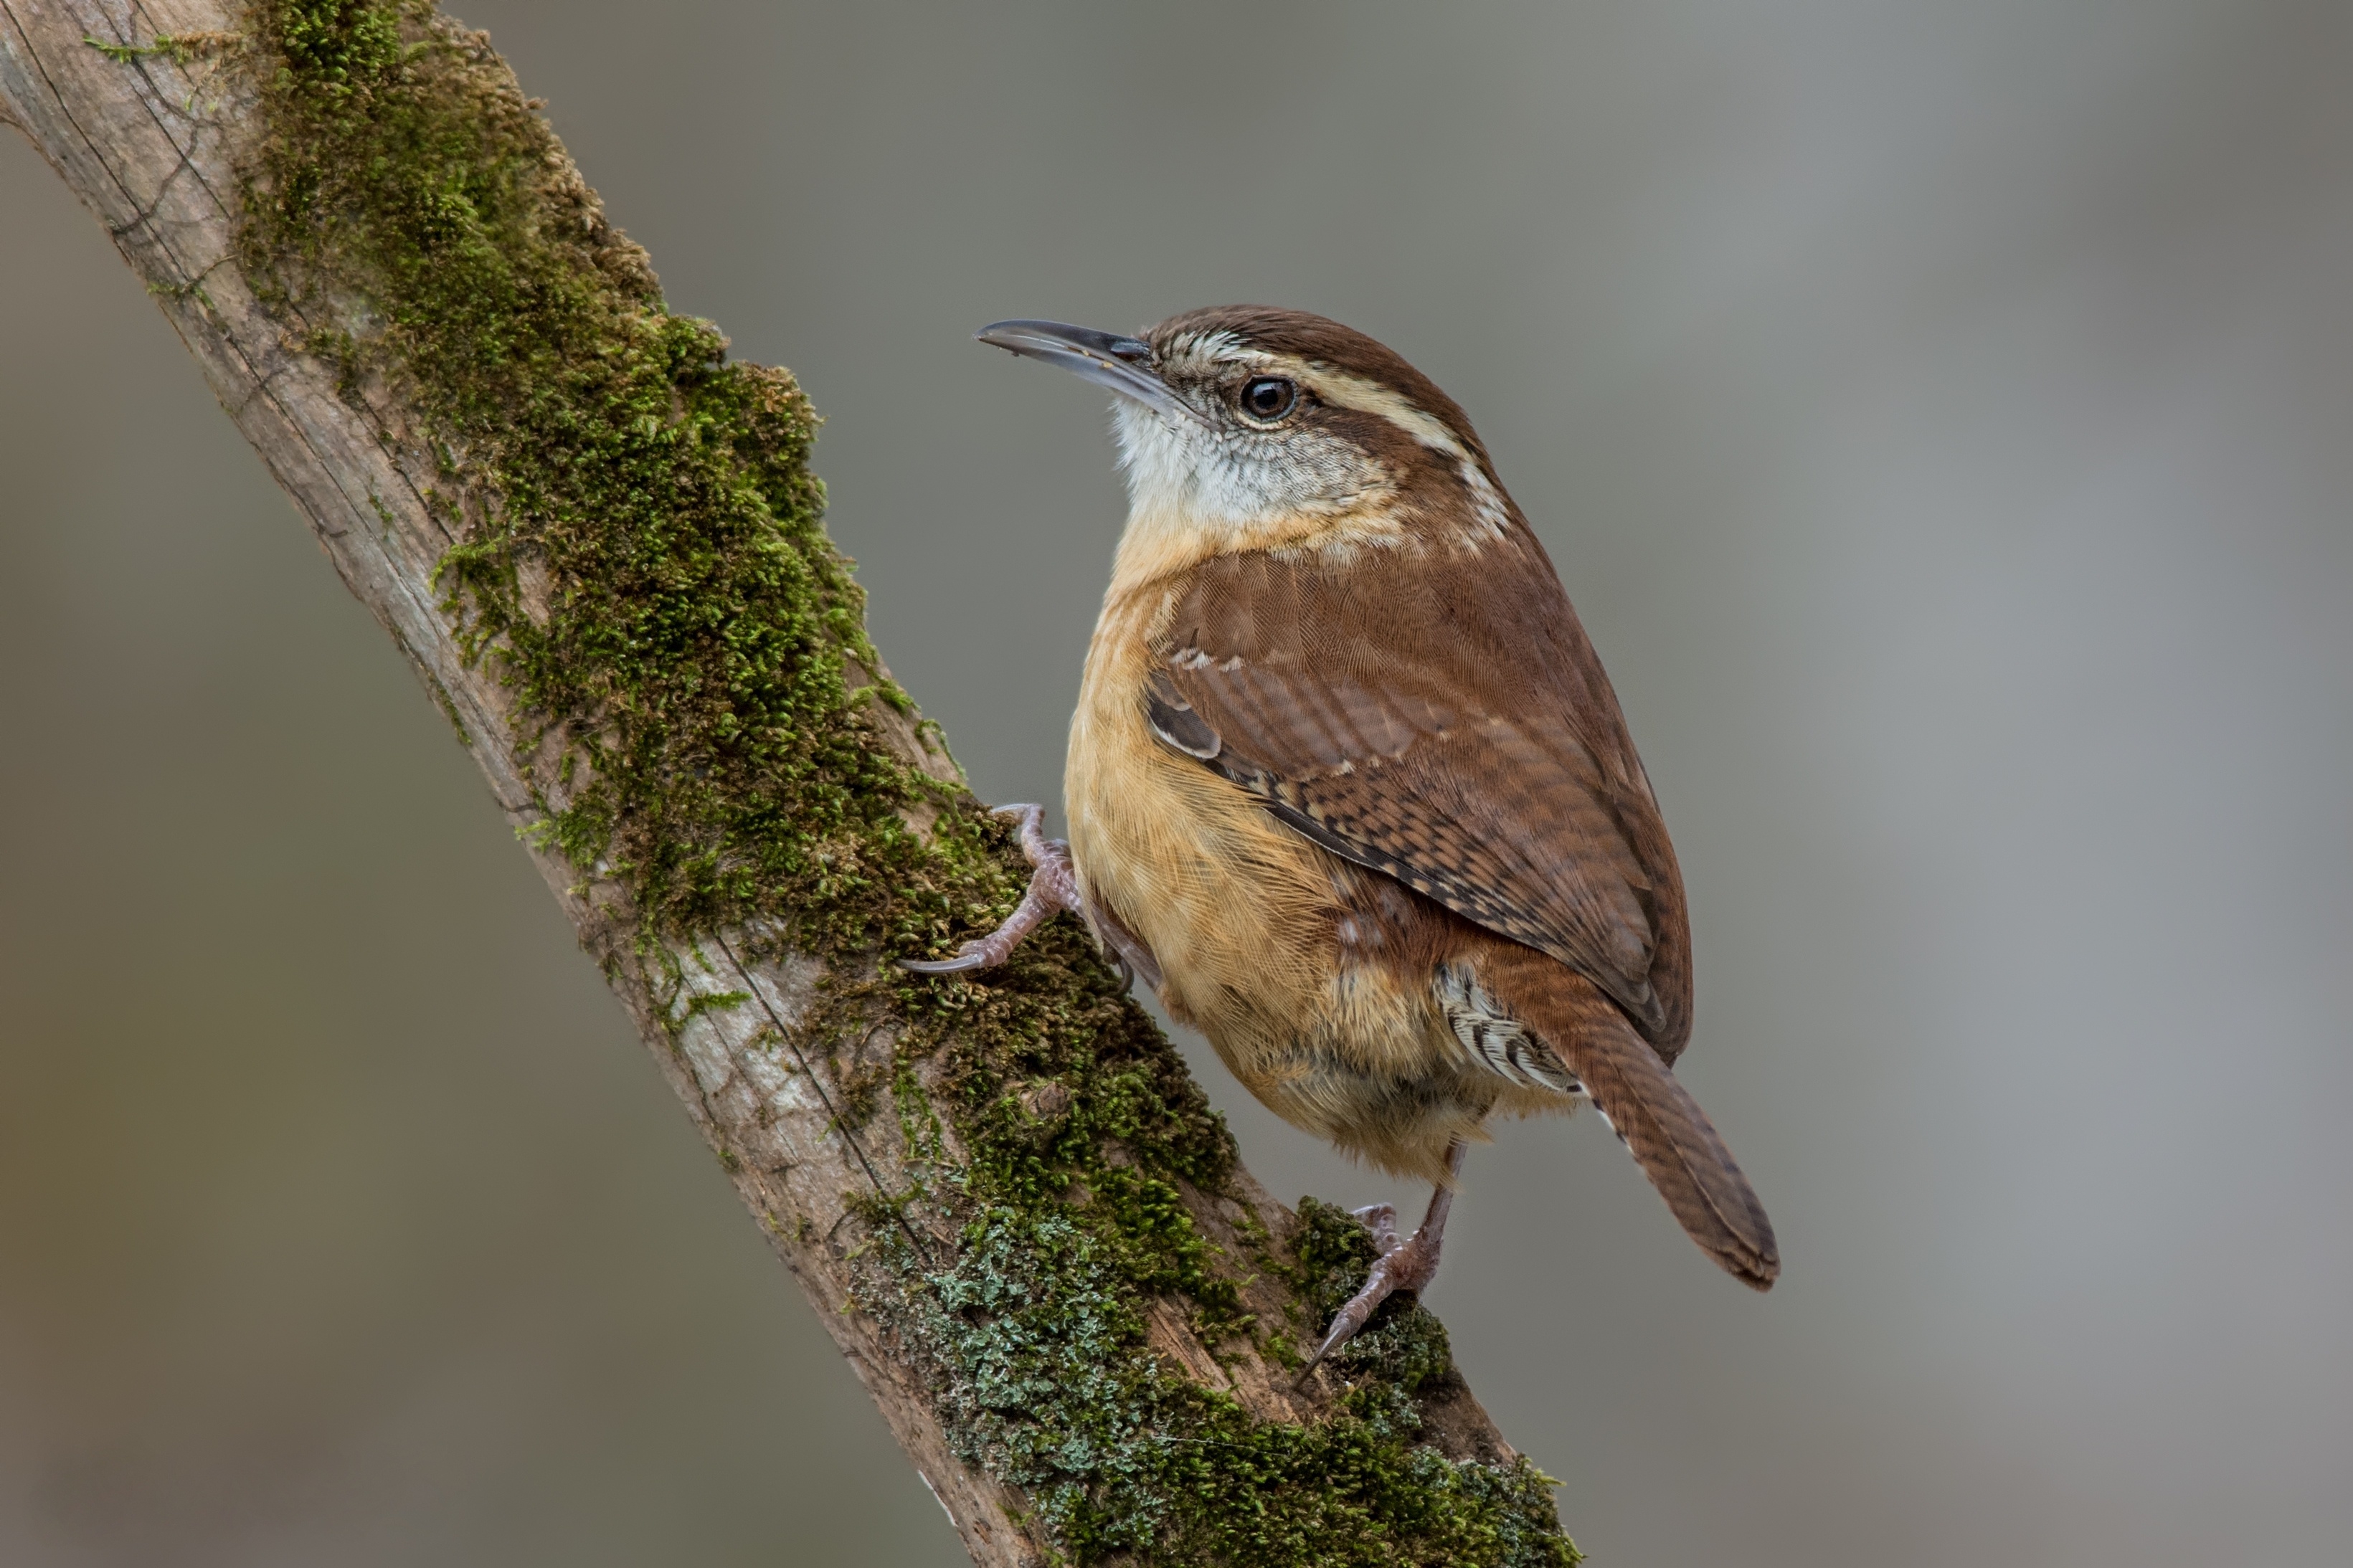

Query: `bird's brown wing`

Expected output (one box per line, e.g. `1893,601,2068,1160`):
1147,531,1694,1056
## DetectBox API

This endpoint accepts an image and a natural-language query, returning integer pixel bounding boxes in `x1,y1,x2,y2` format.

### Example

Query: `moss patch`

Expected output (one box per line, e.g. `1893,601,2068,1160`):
197,4,1579,1562
864,1203,1567,1566
237,0,942,954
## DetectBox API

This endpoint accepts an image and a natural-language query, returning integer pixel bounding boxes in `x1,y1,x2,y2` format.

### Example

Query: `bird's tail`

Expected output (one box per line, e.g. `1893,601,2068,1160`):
1477,943,1780,1289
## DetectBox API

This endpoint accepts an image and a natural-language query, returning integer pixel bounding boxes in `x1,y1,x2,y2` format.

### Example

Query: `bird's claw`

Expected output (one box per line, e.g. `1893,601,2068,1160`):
896,805,1081,977
1295,1140,1464,1388
1294,1222,1442,1386
899,948,990,975
896,804,1162,992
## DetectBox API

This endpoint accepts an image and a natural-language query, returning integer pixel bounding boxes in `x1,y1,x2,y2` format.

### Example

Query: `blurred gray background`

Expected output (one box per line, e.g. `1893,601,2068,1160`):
5,1,2350,1564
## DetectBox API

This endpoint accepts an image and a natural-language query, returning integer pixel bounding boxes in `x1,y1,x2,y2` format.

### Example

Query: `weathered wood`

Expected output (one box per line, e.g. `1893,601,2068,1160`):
0,6,1561,1564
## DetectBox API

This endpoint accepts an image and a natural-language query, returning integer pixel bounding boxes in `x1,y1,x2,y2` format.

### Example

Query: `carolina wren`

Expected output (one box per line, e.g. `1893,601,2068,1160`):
910,307,1777,1370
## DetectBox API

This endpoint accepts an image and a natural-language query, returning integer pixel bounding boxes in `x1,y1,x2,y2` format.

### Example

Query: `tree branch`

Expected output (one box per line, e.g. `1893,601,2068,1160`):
0,4,1574,1563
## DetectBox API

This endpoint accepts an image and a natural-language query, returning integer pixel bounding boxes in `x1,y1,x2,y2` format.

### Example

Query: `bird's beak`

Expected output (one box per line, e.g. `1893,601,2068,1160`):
975,319,1198,424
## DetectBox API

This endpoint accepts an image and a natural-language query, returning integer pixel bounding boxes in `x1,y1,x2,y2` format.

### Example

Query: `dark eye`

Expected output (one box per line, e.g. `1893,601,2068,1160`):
1239,376,1299,422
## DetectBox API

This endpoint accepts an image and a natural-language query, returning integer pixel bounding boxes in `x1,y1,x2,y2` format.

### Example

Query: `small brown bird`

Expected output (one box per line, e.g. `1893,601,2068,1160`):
909,307,1777,1370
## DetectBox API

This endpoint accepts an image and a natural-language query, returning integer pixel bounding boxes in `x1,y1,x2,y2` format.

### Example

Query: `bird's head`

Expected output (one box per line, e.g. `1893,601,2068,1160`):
977,306,1520,574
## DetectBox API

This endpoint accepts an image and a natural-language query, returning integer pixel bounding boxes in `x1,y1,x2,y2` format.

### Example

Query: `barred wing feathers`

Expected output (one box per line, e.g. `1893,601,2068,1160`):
1145,535,1695,1058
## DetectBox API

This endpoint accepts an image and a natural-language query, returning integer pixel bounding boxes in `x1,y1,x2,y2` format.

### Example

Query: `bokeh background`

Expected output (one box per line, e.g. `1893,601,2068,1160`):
5,1,2351,1563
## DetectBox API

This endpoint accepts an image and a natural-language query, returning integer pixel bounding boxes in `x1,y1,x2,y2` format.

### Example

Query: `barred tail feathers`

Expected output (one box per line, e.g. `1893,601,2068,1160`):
1475,942,1779,1288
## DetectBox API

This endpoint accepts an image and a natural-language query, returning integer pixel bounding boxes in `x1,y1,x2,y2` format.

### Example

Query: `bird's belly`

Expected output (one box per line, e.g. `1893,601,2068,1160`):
1064,635,1490,1179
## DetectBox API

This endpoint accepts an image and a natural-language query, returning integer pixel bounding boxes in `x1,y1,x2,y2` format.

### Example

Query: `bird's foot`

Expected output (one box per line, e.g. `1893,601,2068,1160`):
1297,1208,1447,1383
1297,1139,1467,1386
899,805,1081,974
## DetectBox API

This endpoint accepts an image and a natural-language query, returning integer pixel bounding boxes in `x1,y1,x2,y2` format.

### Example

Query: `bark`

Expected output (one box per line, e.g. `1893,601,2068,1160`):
0,5,1565,1564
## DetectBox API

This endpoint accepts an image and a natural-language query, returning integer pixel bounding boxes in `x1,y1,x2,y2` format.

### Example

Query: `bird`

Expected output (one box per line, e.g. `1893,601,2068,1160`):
905,306,1777,1374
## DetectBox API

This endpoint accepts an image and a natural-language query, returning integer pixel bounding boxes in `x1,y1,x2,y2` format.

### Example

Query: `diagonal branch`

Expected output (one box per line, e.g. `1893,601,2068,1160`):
0,4,1576,1564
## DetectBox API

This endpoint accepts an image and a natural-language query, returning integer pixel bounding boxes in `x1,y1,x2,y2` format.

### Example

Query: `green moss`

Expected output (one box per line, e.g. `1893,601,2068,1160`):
863,1206,1568,1567
197,4,1578,1561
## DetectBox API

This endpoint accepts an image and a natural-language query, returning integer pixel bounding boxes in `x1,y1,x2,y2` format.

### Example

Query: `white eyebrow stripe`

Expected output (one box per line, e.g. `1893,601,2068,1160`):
1299,365,1512,538
1162,338,1469,460
1297,366,1470,458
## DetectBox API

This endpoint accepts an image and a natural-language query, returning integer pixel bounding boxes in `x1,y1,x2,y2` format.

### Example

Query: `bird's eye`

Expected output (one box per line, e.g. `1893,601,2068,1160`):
1239,376,1299,422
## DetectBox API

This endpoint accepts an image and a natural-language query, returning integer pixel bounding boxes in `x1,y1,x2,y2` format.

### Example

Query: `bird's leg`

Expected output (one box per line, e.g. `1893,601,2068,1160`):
1298,1137,1469,1384
899,805,1081,974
